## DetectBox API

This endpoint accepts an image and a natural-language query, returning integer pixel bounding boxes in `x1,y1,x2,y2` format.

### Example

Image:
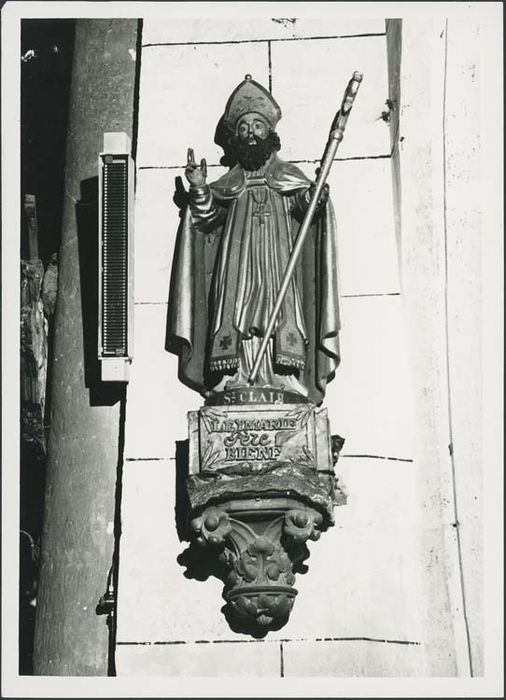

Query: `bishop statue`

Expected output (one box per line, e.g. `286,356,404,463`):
168,75,341,405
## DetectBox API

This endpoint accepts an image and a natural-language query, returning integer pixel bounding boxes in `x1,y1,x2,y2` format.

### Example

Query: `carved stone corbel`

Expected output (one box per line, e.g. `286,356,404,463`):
190,498,331,628
183,399,346,632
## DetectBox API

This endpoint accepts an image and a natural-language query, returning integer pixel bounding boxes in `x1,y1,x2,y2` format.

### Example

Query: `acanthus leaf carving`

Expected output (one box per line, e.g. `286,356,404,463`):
182,403,347,634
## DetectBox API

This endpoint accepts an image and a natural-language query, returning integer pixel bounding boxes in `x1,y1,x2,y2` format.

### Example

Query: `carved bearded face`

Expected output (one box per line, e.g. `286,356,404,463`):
230,112,281,171
237,113,269,144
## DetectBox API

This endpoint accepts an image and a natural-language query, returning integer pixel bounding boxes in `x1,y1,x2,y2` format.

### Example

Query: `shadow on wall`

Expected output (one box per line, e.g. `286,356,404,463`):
75,176,124,407
174,439,191,542
174,439,234,626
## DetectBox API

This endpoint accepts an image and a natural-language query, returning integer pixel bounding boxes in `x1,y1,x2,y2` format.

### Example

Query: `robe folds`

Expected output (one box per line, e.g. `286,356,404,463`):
167,153,341,405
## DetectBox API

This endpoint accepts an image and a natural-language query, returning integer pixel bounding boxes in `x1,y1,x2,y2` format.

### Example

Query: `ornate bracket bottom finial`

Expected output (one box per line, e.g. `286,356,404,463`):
190,500,324,629
182,396,346,634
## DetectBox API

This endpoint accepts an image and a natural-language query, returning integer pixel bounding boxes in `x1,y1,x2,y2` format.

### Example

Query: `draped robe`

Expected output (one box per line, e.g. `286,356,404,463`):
167,153,341,405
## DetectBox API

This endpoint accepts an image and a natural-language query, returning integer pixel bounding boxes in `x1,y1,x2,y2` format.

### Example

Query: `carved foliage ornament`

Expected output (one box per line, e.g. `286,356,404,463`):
190,500,329,628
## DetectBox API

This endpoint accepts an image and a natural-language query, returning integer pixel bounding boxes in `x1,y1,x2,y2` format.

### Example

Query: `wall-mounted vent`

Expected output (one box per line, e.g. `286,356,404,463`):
98,132,134,382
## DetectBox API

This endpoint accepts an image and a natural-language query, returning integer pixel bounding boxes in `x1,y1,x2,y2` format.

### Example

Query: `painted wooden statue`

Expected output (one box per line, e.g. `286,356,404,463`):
167,73,362,632
168,75,341,405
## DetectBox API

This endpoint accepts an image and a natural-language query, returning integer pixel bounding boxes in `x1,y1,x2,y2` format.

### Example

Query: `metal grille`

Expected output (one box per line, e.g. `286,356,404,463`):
101,156,128,357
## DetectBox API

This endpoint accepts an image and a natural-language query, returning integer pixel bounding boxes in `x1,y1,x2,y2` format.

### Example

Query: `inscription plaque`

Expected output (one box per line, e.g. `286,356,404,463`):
188,403,333,477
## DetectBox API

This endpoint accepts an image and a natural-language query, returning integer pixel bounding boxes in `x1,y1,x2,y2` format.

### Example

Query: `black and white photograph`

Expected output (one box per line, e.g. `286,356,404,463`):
1,1,503,696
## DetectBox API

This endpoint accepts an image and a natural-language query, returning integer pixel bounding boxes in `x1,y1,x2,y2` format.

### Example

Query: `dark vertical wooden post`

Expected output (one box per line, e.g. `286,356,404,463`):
33,19,138,676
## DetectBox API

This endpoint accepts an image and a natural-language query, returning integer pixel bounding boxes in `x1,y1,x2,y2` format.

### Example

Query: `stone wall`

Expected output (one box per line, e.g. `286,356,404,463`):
115,16,481,677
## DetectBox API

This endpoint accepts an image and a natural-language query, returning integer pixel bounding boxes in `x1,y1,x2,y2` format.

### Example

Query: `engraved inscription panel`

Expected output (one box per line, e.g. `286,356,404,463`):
198,404,317,471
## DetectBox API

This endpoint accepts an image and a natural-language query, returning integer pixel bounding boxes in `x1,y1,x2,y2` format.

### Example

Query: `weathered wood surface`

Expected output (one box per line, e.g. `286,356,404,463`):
24,194,39,260
20,259,48,455
33,19,138,676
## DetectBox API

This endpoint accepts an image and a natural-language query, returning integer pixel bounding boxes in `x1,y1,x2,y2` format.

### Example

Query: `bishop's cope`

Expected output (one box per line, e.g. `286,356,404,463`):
168,75,341,407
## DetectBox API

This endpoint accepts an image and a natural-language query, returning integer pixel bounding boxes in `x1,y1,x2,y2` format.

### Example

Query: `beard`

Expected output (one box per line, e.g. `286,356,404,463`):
229,131,281,171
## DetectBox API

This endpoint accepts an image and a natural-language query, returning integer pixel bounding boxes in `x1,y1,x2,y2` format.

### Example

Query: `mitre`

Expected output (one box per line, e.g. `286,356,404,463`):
223,74,282,131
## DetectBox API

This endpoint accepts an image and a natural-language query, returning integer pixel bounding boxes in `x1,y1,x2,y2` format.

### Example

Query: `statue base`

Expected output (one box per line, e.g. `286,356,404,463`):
185,401,346,633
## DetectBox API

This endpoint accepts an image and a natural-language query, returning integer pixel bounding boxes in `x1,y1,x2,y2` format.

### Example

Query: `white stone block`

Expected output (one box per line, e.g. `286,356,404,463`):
124,304,201,459
117,458,234,643
136,44,270,168
328,157,400,296
271,35,390,160
141,18,386,46
335,455,418,529
117,456,423,646
392,18,479,676
268,518,423,643
133,166,227,304
116,640,280,676
326,294,416,459
132,169,176,305
132,157,398,305
412,522,463,676
444,18,483,676
257,457,424,644
281,638,424,676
